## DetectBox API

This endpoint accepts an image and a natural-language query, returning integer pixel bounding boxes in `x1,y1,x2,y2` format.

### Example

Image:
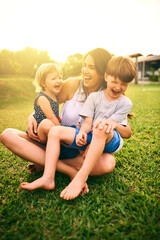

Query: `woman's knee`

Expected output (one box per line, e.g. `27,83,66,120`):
103,155,116,173
91,154,115,176
0,128,13,145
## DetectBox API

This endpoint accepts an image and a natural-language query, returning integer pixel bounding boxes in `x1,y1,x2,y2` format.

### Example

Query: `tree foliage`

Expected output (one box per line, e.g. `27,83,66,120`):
62,53,83,79
0,47,83,79
0,47,52,77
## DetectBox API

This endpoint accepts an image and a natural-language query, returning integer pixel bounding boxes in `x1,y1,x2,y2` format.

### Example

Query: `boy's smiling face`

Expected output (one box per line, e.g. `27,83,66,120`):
105,74,129,100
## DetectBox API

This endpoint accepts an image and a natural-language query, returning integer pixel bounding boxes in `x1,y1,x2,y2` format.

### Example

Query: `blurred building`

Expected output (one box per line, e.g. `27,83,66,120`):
129,53,160,82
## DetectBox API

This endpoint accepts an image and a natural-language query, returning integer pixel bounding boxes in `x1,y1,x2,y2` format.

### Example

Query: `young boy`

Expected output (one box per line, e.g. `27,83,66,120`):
21,56,137,200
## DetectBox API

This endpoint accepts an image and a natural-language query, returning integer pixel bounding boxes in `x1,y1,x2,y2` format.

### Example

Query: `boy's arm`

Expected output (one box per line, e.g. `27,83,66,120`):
108,101,133,138
94,118,132,139
76,117,93,146
94,100,133,139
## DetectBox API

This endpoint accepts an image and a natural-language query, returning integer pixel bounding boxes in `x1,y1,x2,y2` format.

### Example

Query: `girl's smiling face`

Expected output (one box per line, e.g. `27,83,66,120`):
43,71,63,96
105,74,129,100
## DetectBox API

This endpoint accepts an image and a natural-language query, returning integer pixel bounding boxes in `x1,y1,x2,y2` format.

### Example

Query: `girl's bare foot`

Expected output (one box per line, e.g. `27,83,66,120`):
20,176,55,191
27,163,43,174
60,174,88,200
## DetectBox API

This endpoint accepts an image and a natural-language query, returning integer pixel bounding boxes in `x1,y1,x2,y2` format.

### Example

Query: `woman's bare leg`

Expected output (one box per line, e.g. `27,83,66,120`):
0,128,88,190
62,152,115,176
0,128,46,165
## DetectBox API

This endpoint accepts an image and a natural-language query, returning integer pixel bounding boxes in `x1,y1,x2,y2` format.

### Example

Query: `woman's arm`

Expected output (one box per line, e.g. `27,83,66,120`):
27,113,40,141
115,120,132,139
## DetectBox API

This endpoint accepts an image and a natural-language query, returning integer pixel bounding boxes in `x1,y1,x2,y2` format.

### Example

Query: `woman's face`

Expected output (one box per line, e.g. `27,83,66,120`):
82,54,104,93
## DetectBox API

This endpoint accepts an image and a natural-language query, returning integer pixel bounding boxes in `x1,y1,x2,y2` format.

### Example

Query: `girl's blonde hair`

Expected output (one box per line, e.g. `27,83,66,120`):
33,63,63,92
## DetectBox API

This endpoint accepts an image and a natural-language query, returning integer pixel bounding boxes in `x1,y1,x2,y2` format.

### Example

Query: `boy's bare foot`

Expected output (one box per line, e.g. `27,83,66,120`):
67,168,89,195
20,176,55,191
60,175,88,200
27,163,43,174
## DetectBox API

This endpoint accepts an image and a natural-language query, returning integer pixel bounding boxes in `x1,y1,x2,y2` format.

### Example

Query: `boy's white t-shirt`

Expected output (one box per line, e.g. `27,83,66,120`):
79,91,133,128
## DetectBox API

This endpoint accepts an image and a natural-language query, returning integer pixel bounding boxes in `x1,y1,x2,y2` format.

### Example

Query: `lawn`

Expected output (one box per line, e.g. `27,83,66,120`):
0,77,160,240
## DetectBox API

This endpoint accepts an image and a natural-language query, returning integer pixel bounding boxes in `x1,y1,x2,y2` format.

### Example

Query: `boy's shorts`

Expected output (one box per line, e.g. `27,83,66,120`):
64,125,123,154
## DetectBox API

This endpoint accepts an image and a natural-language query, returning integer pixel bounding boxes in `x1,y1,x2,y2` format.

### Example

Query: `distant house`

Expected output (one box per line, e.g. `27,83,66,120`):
129,53,160,81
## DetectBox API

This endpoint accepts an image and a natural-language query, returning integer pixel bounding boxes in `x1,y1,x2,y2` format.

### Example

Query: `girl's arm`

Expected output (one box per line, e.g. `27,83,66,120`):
37,96,61,125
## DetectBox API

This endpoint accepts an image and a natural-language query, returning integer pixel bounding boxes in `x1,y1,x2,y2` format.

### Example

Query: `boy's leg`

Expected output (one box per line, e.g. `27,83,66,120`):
60,126,114,200
38,119,55,143
21,126,76,190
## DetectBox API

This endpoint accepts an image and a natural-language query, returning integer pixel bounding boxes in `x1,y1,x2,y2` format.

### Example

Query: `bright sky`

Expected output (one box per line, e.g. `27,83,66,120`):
0,0,160,62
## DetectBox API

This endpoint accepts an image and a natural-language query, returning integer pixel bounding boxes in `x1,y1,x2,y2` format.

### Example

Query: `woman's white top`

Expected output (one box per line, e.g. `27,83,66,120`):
60,80,86,126
60,80,104,126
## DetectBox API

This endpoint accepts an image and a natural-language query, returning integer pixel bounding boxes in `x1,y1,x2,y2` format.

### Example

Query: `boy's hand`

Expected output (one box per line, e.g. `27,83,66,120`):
76,131,87,146
27,116,40,142
94,119,117,133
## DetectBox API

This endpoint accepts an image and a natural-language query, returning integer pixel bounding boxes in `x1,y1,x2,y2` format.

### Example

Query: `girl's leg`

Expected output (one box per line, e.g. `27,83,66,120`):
21,126,76,190
60,127,114,200
0,128,87,189
38,119,55,143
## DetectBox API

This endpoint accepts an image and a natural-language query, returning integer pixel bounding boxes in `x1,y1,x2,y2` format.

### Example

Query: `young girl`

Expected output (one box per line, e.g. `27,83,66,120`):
30,63,63,143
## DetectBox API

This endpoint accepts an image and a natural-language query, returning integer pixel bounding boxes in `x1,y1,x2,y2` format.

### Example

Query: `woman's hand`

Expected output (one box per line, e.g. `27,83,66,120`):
26,115,40,141
94,119,117,133
76,130,87,146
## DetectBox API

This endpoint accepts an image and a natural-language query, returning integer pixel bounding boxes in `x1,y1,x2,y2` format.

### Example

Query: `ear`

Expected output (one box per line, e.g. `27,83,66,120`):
104,72,108,82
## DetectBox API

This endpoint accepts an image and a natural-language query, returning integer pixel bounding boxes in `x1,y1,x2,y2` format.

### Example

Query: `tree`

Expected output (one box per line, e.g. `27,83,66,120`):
0,47,52,76
0,49,16,75
63,53,83,79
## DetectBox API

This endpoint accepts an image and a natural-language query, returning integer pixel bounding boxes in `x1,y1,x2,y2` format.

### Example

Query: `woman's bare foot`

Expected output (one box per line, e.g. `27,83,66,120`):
27,163,43,174
81,183,89,195
20,176,55,191
60,174,88,200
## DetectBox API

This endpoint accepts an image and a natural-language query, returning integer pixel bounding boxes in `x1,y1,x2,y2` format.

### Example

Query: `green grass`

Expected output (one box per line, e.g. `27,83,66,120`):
0,78,160,240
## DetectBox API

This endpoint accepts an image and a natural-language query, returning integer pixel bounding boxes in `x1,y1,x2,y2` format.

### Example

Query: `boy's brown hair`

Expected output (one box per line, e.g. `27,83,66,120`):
106,56,137,83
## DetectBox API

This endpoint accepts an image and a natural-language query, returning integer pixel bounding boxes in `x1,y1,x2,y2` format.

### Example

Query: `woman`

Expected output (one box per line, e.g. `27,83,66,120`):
0,48,132,181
